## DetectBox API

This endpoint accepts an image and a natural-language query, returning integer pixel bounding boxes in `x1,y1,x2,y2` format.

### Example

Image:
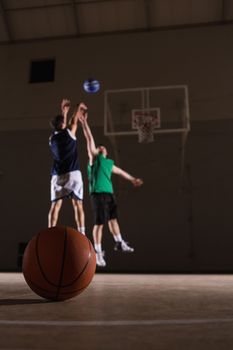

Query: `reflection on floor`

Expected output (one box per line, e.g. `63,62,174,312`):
0,273,233,349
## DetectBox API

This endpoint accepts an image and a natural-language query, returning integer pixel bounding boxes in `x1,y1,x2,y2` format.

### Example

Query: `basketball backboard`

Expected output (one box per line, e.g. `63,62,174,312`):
104,85,190,137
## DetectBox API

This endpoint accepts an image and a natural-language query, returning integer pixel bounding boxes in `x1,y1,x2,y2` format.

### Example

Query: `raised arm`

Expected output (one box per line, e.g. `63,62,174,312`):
61,98,70,126
112,165,143,187
80,114,98,163
69,102,87,136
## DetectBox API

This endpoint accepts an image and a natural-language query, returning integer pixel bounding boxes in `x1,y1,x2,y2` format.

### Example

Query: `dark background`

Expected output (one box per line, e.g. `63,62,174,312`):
0,9,233,271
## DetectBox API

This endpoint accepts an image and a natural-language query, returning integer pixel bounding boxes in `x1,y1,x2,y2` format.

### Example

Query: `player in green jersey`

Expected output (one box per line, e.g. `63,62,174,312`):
80,112,143,267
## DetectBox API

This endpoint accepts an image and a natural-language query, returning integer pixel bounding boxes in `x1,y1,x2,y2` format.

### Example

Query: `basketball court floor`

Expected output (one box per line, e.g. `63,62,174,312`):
0,273,233,349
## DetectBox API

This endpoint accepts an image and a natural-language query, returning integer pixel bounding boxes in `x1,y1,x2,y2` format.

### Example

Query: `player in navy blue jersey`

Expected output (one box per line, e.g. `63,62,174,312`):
48,99,87,234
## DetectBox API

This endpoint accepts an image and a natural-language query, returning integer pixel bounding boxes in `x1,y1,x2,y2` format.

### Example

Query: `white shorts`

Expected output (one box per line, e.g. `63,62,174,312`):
50,170,83,202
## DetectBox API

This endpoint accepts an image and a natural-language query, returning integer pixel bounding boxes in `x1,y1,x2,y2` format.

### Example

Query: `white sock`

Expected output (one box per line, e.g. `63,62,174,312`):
78,227,85,235
95,244,102,253
113,233,122,242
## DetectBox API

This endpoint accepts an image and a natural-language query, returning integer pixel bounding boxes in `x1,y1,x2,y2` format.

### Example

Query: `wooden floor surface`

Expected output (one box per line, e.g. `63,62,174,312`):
0,273,233,349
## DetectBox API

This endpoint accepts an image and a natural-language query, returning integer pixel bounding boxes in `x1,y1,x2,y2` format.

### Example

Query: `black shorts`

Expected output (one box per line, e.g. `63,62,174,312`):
90,193,118,225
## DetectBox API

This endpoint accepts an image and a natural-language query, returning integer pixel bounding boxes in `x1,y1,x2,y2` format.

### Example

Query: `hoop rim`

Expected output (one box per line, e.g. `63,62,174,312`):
132,108,161,130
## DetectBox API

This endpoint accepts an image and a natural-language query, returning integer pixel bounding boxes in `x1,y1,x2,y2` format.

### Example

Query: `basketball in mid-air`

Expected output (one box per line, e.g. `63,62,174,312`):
22,226,96,301
83,78,100,93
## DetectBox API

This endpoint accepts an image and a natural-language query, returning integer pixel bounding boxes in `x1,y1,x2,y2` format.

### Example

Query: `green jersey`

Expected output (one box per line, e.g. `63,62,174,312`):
87,153,114,194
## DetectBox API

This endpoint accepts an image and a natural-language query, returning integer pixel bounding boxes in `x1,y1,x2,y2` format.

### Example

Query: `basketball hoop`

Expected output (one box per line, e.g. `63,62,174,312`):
132,109,161,143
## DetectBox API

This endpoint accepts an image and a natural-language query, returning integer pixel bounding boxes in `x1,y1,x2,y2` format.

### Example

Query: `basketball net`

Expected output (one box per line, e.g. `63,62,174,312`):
132,110,160,143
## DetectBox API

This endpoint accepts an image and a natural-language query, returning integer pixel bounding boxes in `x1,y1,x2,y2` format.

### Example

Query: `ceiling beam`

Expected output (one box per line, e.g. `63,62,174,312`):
222,0,226,21
0,0,12,41
143,0,152,30
1,19,233,46
71,0,80,36
4,0,127,13
221,0,233,22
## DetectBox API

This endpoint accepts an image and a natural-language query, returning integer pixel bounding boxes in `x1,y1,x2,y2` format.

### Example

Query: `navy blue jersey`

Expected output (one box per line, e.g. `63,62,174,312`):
49,128,80,176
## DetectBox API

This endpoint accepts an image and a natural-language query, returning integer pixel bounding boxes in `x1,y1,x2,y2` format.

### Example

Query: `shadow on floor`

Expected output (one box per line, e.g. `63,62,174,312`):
0,299,50,306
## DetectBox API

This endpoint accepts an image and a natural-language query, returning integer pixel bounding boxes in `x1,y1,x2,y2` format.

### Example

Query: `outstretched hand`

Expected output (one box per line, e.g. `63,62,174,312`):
77,103,88,124
76,102,88,121
61,98,70,115
132,178,143,187
79,114,88,124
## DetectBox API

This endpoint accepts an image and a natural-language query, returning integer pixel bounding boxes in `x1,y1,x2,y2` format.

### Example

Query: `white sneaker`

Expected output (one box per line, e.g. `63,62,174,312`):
96,251,106,267
114,240,134,252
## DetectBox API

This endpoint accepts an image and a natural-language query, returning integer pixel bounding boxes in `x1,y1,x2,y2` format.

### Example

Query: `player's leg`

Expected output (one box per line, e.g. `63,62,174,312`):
90,194,106,266
72,198,85,234
108,218,134,252
107,195,134,252
108,218,120,237
93,224,106,266
48,199,63,227
93,224,103,249
70,171,85,233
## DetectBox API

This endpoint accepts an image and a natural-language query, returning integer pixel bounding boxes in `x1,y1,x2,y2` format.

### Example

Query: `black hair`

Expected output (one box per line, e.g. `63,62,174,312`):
50,114,65,131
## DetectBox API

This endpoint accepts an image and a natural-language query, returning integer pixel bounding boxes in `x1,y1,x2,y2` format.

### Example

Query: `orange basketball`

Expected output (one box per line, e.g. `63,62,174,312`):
22,226,96,301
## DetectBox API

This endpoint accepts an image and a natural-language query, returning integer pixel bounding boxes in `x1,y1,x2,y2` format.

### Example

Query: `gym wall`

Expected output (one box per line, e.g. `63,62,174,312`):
0,24,232,271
